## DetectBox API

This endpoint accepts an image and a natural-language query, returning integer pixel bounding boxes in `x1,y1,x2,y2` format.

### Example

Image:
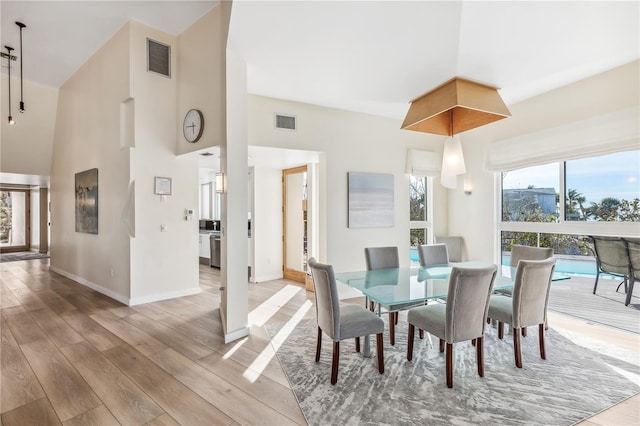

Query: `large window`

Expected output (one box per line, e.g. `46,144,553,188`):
565,150,640,222
409,175,429,247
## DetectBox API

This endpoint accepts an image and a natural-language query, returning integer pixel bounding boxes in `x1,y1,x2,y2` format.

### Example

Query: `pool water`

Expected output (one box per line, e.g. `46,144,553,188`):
409,249,607,278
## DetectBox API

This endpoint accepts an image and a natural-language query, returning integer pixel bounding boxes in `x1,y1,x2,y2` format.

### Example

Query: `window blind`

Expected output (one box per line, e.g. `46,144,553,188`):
485,106,639,172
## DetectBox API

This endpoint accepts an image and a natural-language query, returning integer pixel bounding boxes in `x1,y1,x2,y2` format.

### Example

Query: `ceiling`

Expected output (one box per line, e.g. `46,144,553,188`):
1,1,638,185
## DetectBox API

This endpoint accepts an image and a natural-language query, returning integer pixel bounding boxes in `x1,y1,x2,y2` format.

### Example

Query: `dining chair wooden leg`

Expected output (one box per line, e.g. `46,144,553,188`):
407,324,415,361
331,341,340,385
316,327,322,362
471,338,476,347
498,322,504,340
513,328,522,368
395,312,399,325
446,343,454,388
355,337,360,353
376,333,384,374
476,336,484,377
419,329,424,339
539,323,546,360
439,339,445,353
389,312,396,346
522,327,527,337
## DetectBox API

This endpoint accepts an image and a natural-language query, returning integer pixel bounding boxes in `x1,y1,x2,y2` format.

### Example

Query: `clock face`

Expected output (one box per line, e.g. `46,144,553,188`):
183,109,204,143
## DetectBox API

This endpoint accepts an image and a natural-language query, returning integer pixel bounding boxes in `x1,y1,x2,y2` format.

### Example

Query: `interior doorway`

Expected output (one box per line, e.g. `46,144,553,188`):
283,165,308,283
0,189,31,253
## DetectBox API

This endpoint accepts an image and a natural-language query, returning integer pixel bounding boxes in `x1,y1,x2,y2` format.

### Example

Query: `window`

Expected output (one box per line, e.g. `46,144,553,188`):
502,163,559,223
409,175,430,248
565,151,640,222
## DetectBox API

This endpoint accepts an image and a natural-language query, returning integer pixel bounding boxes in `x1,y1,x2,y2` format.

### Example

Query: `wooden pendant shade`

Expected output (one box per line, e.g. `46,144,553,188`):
401,77,511,136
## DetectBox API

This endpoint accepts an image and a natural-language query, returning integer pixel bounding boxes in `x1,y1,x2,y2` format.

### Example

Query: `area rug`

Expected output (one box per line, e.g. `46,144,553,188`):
267,315,640,426
0,251,49,263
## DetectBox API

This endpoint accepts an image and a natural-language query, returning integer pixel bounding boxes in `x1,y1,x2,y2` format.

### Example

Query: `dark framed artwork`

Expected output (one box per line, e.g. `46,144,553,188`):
75,168,98,234
348,172,394,228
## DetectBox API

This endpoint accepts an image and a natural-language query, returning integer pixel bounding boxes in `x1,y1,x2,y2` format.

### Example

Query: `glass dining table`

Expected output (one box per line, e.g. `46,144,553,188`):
335,261,568,357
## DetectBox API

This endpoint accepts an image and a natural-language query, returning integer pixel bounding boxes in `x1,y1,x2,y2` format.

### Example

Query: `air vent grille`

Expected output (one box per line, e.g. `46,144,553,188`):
275,114,296,131
147,39,171,78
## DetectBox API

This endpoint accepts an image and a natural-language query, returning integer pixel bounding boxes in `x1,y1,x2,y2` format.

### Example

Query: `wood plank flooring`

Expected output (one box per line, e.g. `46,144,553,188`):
1,258,637,425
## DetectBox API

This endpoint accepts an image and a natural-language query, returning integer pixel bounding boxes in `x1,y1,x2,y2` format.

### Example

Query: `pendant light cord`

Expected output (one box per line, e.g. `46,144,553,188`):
5,46,14,123
16,22,26,112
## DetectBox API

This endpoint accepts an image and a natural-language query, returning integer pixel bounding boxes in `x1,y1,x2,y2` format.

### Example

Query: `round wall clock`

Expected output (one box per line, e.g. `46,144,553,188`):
183,109,204,143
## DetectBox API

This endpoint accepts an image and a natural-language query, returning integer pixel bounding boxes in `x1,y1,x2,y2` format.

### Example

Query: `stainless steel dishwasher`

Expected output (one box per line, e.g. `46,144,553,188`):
209,231,221,268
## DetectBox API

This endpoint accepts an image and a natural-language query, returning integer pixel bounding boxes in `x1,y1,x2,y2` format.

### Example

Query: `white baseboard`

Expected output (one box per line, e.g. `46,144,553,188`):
252,272,284,283
49,266,129,305
129,287,201,306
49,266,200,306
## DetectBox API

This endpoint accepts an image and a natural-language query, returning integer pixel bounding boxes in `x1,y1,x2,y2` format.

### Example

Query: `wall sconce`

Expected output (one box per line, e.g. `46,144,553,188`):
463,179,473,196
215,172,225,194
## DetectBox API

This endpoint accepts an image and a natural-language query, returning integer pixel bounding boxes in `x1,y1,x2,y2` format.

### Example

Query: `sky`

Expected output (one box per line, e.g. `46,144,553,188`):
502,150,640,205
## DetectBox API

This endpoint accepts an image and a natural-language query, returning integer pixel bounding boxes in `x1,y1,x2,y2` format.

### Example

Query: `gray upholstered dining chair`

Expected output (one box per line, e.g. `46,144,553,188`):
499,244,553,296
590,236,630,296
308,257,384,385
435,236,464,262
364,246,401,344
487,258,556,368
406,265,497,388
417,243,449,266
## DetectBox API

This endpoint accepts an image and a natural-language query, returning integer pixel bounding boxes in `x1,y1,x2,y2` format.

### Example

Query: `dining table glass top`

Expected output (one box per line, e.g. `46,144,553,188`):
334,261,568,308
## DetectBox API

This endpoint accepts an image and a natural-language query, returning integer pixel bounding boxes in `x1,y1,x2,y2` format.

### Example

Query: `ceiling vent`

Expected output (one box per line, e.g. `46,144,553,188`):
275,113,296,131
200,152,214,157
147,38,171,78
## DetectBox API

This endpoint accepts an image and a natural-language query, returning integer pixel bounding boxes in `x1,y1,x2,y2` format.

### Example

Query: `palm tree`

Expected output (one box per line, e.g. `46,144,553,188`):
566,189,587,220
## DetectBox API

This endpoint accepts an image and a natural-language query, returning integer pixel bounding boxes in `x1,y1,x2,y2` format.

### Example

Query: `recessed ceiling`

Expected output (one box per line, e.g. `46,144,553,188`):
1,0,638,119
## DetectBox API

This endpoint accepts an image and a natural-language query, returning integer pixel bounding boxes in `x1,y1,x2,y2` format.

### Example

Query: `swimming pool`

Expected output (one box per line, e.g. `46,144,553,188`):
409,249,607,278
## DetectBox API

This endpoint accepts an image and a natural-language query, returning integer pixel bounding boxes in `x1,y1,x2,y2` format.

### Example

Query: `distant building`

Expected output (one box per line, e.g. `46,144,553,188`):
503,188,557,220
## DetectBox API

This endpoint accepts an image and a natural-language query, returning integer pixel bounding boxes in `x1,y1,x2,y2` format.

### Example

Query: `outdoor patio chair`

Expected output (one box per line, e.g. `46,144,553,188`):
308,257,384,385
590,236,630,296
622,238,640,306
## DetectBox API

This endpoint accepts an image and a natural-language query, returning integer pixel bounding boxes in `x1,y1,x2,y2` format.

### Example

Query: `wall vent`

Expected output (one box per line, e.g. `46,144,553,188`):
147,38,171,78
275,113,296,131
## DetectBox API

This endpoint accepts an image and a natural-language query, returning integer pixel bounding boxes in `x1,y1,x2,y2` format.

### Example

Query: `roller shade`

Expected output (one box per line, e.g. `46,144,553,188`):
405,149,441,176
485,106,639,172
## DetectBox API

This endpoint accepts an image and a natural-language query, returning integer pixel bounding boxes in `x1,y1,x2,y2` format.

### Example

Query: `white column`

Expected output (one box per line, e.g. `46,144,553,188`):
220,46,249,343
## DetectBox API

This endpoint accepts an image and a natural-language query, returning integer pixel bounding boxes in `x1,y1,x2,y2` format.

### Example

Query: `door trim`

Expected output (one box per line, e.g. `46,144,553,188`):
283,165,307,283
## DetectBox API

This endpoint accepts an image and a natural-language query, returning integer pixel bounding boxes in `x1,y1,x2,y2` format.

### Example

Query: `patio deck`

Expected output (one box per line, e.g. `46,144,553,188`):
548,275,639,334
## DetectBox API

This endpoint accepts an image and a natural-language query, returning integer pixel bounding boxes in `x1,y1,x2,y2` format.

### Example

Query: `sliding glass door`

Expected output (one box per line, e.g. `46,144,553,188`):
0,189,30,252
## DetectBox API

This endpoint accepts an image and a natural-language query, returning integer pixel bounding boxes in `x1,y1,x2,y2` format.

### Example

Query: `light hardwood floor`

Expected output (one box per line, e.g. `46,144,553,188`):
1,259,638,425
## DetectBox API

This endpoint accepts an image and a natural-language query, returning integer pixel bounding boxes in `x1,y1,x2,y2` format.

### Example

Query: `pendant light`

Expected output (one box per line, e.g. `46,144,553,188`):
4,45,15,125
16,22,26,113
440,111,466,189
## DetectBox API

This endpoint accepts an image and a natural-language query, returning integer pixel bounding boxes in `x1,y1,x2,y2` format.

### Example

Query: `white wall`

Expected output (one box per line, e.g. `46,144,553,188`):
447,60,640,263
50,23,132,302
248,95,449,272
251,165,284,282
128,21,200,304
1,76,58,176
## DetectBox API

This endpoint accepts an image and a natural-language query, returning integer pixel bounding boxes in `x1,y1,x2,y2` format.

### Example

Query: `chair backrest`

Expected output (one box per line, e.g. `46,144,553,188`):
590,236,629,276
435,236,464,262
445,265,497,343
511,258,556,328
364,246,399,270
308,258,340,340
510,244,553,267
623,238,640,280
418,244,449,266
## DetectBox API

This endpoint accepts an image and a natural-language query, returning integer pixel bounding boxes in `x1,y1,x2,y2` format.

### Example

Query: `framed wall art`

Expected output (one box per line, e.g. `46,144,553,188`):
348,172,394,228
75,168,99,234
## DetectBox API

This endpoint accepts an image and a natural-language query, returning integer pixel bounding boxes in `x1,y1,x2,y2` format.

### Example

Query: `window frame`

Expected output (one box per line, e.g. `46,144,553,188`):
409,175,434,248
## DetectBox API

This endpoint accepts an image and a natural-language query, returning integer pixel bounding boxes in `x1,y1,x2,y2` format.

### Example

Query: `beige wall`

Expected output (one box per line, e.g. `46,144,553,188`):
176,5,227,154
1,76,58,176
50,20,202,304
50,23,132,302
247,95,449,272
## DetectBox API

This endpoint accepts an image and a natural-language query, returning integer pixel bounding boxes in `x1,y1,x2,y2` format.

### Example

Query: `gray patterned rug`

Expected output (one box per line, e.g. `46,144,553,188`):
0,251,49,263
267,314,639,426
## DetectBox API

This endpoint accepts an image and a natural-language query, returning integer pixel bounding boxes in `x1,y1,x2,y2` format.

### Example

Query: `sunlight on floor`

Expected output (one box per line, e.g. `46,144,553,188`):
248,285,301,327
243,299,313,383
606,363,640,386
223,336,249,360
